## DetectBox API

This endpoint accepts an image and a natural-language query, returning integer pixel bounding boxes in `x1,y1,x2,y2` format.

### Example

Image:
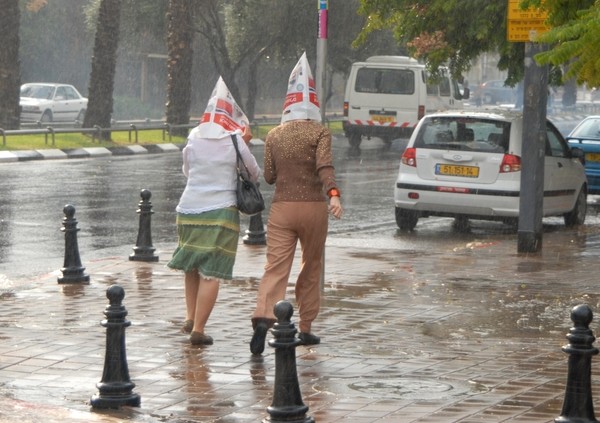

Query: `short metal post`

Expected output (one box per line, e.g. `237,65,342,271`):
91,285,140,409
58,204,90,284
555,304,599,423
242,182,266,245
264,300,314,423
129,189,159,262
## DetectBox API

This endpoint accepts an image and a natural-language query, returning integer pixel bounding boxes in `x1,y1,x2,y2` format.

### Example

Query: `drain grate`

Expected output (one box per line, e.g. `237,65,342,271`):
313,377,486,400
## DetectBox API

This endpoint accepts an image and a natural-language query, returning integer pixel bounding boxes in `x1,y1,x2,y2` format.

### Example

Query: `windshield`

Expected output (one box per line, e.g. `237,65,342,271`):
414,116,511,153
20,85,55,100
570,118,600,140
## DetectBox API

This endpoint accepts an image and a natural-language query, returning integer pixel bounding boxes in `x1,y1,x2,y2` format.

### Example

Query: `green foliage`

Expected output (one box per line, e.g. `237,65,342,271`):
357,0,511,81
535,3,600,86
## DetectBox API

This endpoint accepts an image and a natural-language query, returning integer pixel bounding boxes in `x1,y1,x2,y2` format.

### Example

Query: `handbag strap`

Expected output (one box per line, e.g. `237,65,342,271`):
231,134,251,176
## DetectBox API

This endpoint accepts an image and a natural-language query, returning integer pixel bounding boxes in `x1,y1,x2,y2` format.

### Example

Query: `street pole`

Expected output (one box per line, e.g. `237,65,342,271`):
316,0,328,291
517,41,548,253
316,0,328,122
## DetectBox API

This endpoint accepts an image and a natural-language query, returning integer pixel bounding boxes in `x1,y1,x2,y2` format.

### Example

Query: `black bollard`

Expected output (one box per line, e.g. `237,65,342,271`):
243,182,266,245
58,204,90,284
129,189,159,262
91,285,140,409
264,300,314,423
243,212,267,245
555,304,599,423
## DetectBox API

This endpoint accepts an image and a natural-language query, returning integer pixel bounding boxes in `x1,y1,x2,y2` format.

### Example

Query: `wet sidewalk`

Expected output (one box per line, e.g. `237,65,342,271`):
1,236,599,423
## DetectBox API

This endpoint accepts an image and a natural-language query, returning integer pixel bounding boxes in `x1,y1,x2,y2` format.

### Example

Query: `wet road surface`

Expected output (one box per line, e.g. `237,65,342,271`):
2,135,600,421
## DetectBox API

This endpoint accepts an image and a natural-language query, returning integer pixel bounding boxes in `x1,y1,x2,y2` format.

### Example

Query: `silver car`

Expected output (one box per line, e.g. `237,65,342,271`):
20,83,88,123
394,110,587,231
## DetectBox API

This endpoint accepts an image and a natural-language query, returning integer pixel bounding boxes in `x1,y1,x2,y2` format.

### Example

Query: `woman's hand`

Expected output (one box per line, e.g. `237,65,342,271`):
329,196,343,219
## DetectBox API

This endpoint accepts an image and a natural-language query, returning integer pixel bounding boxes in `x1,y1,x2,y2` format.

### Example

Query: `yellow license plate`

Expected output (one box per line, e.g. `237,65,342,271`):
586,152,600,162
436,164,480,177
371,115,396,124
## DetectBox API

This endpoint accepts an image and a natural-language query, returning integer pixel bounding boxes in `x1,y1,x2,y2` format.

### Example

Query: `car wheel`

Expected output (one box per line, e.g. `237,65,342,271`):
564,188,587,227
483,93,493,104
381,137,393,150
395,207,418,231
41,111,52,123
76,110,85,123
349,133,362,148
452,216,470,232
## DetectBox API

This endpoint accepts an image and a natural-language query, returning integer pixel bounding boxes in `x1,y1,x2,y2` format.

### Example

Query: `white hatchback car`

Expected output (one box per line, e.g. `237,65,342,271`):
394,110,587,230
20,83,88,123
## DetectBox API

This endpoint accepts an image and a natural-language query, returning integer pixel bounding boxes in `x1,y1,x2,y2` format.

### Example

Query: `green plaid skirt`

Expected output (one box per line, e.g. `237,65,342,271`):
167,207,240,280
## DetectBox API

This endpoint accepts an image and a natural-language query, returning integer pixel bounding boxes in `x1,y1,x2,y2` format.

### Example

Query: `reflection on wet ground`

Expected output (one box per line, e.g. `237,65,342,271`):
4,139,600,421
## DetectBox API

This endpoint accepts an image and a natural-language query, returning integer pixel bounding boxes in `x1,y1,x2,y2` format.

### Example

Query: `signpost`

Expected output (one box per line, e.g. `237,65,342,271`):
316,0,328,121
507,0,549,253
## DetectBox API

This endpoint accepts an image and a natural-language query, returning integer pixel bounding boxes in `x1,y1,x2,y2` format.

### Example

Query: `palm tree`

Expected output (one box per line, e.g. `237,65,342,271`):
166,0,194,137
0,0,21,130
83,0,122,140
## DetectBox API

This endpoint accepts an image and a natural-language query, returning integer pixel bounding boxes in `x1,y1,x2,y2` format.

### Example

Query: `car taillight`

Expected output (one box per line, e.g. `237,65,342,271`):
500,154,521,173
343,101,349,117
402,147,417,167
418,105,425,120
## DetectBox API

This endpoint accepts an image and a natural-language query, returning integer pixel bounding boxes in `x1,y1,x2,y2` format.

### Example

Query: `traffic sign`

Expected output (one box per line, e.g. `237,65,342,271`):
507,0,549,42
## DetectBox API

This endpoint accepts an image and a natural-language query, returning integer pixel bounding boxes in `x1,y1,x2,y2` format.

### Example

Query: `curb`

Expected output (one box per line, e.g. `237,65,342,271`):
0,139,268,163
0,143,185,163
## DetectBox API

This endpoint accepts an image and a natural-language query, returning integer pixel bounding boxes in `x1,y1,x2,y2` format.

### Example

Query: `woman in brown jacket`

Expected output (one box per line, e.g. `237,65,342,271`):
250,53,343,355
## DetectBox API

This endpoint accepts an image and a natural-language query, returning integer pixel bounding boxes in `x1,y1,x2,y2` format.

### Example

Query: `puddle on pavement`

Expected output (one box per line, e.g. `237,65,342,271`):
313,376,487,400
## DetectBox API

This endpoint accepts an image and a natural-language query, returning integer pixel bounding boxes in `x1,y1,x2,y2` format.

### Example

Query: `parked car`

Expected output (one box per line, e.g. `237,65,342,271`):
566,115,600,194
394,110,587,231
473,80,518,105
20,83,87,123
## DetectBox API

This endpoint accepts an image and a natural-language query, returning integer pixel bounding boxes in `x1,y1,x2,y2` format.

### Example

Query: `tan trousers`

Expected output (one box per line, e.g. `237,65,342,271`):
252,201,328,333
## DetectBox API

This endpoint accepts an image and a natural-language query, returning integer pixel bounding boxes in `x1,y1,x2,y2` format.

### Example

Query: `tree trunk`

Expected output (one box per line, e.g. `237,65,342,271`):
562,78,577,109
0,0,21,130
83,0,122,140
166,0,194,138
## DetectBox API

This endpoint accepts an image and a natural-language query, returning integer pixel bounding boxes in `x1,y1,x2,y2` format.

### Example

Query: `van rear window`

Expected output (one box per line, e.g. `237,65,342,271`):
355,68,415,95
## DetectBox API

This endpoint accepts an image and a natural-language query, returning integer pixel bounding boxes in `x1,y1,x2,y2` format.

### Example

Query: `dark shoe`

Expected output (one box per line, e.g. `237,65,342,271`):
181,319,194,334
298,332,320,345
250,323,268,355
190,331,213,345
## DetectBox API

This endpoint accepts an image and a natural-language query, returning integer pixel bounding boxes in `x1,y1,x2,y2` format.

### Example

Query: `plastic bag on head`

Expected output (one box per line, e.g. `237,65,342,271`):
281,52,321,123
197,77,249,139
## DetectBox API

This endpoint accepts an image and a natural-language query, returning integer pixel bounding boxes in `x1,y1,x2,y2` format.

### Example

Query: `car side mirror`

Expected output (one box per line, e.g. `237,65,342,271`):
55,95,65,101
570,146,585,165
462,87,470,100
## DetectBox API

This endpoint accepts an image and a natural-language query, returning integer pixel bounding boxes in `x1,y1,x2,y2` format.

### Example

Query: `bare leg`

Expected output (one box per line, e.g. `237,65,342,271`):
184,270,200,322
192,276,219,334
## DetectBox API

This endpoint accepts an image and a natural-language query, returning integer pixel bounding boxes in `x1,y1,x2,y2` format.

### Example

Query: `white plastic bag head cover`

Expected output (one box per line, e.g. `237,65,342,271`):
197,76,249,139
281,52,321,123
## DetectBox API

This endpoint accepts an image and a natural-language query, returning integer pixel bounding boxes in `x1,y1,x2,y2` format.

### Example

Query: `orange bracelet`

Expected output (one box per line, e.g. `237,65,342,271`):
328,188,341,198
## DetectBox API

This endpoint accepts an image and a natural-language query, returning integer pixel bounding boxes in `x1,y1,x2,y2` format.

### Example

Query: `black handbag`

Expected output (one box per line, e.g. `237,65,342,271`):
231,134,265,215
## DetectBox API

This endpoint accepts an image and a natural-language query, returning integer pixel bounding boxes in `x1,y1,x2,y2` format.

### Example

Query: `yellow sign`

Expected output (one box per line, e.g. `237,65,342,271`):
507,0,549,42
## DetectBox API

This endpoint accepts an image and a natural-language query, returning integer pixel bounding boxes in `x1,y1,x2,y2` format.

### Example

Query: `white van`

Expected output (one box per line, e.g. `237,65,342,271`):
343,56,469,148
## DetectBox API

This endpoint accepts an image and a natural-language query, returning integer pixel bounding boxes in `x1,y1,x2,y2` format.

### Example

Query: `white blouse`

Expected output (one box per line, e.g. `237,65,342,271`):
176,129,261,214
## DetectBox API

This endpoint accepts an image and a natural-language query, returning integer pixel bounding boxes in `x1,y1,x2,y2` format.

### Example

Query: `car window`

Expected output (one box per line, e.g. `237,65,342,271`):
21,85,54,99
63,86,78,100
414,116,510,153
546,123,569,158
355,68,415,95
570,118,600,140
55,87,67,100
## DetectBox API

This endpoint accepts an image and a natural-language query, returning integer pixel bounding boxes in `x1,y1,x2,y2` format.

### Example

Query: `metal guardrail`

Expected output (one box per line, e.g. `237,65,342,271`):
0,121,197,147
1,115,345,148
